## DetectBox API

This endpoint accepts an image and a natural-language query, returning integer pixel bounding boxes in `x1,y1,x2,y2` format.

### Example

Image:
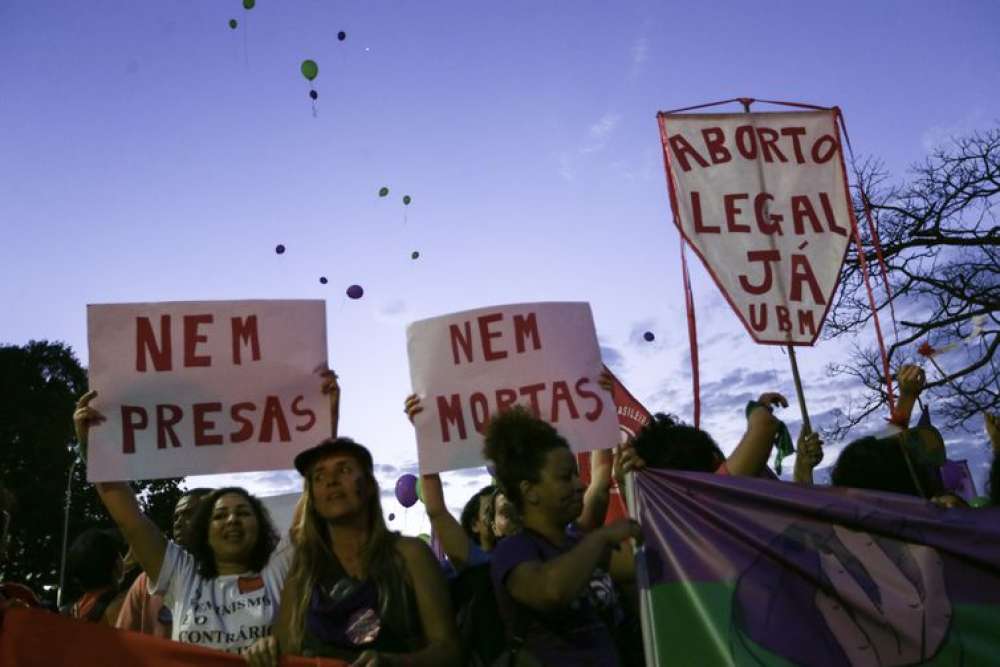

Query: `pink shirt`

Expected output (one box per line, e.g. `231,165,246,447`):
115,572,171,638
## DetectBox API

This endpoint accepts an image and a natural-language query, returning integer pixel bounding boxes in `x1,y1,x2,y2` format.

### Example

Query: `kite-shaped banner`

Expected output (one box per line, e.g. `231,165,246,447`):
659,110,853,345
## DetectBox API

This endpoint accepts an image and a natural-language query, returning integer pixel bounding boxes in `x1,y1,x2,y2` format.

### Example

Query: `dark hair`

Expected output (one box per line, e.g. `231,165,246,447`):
182,487,212,501
483,406,570,511
68,527,124,590
186,487,280,579
460,485,496,545
831,436,937,497
630,413,725,472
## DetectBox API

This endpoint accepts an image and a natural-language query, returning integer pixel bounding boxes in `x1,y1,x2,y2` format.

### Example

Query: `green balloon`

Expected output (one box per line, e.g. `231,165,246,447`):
970,495,991,508
417,533,431,544
378,186,389,197
243,0,255,9
300,59,319,82
416,478,424,502
228,19,238,29
402,195,412,206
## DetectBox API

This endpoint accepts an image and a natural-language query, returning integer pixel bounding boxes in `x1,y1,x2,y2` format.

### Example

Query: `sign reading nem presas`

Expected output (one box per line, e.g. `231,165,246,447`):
86,300,329,481
407,302,619,474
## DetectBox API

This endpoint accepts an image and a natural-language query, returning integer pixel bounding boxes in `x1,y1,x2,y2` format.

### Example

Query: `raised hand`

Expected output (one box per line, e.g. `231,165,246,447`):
793,430,824,485
405,394,423,424
896,364,927,398
73,389,106,459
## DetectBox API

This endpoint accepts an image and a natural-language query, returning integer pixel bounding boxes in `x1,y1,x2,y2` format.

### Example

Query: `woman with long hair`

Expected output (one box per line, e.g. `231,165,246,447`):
248,437,459,666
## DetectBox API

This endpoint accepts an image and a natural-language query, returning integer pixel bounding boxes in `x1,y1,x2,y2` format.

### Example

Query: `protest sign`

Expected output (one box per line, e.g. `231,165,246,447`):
660,110,853,345
406,302,618,474
86,300,329,481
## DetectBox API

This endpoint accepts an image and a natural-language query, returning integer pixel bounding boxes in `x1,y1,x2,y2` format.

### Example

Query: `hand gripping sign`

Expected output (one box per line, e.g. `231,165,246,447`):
86,300,330,481
659,110,853,345
406,302,619,474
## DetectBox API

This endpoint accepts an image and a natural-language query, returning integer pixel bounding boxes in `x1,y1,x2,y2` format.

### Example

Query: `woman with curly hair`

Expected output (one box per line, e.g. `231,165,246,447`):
73,375,337,656
486,406,639,667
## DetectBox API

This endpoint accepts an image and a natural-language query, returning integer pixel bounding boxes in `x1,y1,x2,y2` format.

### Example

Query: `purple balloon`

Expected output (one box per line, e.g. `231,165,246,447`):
395,473,418,508
643,331,655,342
346,284,364,299
388,512,395,521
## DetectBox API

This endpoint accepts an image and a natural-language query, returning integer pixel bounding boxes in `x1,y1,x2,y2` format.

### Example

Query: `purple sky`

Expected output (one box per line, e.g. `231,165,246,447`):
3,1,998,530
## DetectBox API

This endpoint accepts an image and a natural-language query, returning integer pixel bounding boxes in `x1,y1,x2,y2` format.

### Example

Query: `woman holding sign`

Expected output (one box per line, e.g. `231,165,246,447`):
73,370,340,657
486,406,639,667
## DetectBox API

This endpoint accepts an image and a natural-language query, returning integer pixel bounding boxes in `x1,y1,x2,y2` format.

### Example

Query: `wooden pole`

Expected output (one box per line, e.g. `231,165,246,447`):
740,98,812,433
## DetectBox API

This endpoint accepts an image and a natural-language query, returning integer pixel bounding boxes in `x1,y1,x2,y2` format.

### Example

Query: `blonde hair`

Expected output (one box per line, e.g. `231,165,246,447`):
276,459,412,653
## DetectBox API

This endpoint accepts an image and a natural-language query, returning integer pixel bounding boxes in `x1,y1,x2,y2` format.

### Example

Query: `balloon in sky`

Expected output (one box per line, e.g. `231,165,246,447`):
643,331,655,342
337,31,347,41
309,90,318,101
300,59,319,82
402,195,412,206
378,186,389,197
395,474,418,508
319,276,328,285
229,19,238,29
275,244,286,255
242,0,254,9
346,284,364,299
411,251,420,260
388,512,395,521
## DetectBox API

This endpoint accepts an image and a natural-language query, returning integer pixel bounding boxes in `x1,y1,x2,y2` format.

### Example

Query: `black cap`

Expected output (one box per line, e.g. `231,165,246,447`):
294,437,374,476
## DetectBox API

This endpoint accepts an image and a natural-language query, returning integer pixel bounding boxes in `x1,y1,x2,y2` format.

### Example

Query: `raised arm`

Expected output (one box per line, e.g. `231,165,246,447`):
576,448,612,532
725,392,786,477
74,390,167,583
320,369,340,437
506,519,640,612
890,365,925,429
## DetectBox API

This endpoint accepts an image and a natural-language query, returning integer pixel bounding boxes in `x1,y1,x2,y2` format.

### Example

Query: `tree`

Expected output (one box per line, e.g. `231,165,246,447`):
825,127,999,436
0,341,185,604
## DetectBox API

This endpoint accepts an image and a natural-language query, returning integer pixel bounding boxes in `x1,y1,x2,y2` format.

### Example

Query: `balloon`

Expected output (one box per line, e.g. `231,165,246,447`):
346,284,364,300
242,0,254,8
275,244,285,255
402,195,412,206
970,496,991,508
229,19,238,29
300,59,319,82
309,89,318,101
416,478,424,503
378,186,389,197
337,31,347,41
395,474,418,508
411,251,419,260
319,276,328,284
643,331,655,342
417,533,431,545
388,512,395,521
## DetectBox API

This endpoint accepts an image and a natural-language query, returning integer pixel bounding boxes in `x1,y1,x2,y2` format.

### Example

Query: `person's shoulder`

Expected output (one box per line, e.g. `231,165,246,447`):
394,535,433,560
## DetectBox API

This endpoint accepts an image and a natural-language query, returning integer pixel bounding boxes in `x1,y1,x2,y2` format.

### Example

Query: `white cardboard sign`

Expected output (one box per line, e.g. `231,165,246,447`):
406,302,619,474
86,300,330,481
660,110,853,345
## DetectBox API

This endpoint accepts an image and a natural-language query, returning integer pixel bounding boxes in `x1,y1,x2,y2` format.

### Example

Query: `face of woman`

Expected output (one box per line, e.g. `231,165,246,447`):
492,492,520,538
530,447,585,525
309,454,370,521
207,493,260,566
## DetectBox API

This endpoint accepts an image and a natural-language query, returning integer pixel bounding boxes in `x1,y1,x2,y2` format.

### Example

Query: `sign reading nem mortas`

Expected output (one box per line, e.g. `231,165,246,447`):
659,110,853,345
86,300,329,481
406,302,618,474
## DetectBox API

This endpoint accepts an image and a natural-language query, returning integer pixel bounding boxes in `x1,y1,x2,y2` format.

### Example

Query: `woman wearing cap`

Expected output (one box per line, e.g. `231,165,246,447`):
73,370,340,656
249,437,459,667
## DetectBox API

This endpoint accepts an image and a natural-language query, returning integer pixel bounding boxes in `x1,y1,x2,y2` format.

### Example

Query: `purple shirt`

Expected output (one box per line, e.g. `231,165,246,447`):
490,528,620,667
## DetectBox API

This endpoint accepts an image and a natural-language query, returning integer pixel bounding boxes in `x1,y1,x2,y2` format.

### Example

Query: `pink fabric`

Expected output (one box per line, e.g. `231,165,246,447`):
115,573,170,639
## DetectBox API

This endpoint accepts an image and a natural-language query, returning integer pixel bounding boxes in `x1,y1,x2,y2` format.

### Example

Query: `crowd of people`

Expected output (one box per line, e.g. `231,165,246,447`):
1,363,998,666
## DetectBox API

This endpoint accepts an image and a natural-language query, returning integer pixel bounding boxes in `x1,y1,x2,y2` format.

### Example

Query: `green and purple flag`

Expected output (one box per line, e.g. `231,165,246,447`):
631,470,1000,666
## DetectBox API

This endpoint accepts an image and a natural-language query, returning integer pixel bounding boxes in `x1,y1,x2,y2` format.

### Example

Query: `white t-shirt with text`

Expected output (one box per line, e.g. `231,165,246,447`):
151,540,293,655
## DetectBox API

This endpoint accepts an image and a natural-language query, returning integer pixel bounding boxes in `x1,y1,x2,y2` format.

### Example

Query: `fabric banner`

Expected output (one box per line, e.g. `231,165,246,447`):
578,367,653,523
86,300,330,481
0,607,347,666
633,469,1000,666
659,110,852,345
939,459,977,503
406,302,618,474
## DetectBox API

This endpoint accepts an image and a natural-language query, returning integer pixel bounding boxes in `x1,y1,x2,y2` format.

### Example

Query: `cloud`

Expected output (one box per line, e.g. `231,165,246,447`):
631,37,649,66
558,152,576,182
582,113,622,154
600,344,626,373
376,299,409,322
920,108,986,152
